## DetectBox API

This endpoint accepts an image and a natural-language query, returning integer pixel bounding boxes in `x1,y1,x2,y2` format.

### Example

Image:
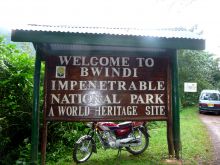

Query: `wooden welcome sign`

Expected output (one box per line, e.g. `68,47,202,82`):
12,25,205,164
44,55,171,121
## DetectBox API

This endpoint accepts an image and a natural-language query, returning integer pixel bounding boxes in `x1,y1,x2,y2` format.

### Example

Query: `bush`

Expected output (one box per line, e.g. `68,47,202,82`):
0,36,94,164
46,122,88,161
0,36,35,164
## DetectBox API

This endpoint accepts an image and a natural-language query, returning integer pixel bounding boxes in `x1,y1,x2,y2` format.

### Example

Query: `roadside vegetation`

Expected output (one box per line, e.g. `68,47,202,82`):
0,36,218,164
44,107,213,165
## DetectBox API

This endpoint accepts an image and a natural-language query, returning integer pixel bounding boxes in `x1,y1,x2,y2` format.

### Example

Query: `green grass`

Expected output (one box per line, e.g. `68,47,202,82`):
46,107,213,165
180,107,213,164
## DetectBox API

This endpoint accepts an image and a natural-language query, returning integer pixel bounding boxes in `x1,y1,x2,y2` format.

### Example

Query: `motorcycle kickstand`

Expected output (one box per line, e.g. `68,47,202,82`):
116,147,122,158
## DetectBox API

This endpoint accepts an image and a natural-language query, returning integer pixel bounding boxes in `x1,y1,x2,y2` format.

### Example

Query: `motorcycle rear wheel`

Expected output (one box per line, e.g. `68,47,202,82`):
126,128,149,155
73,136,93,163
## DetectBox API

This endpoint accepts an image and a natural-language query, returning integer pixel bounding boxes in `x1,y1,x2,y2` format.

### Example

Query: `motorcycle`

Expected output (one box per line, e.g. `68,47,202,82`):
73,121,150,163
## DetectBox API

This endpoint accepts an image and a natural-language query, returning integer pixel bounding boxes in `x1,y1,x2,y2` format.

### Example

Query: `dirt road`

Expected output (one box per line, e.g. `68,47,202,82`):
199,113,220,164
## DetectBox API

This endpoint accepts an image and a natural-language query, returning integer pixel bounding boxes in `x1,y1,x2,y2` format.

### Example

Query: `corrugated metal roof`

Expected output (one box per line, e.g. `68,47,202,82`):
14,24,204,40
12,24,205,50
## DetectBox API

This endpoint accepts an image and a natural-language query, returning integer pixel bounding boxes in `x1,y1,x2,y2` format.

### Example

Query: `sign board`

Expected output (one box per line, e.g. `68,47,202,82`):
44,55,171,121
184,82,197,92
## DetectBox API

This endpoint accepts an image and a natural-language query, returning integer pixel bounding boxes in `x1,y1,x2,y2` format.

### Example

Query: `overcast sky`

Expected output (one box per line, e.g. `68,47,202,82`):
1,0,220,56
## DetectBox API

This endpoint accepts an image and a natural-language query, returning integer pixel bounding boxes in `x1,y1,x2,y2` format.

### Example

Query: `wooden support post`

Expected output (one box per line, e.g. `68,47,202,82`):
167,57,175,157
41,121,48,165
171,50,181,159
167,121,175,157
30,51,41,164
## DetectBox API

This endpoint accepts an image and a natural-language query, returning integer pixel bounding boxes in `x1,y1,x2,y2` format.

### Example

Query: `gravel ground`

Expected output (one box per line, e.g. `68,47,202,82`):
199,113,220,165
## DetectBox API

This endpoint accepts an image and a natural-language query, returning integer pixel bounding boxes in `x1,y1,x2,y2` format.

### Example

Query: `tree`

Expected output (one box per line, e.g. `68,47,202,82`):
178,50,220,107
0,36,34,164
0,36,84,164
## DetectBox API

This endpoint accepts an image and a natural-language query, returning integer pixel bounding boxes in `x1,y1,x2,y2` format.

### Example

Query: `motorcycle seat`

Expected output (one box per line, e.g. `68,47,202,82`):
118,121,132,127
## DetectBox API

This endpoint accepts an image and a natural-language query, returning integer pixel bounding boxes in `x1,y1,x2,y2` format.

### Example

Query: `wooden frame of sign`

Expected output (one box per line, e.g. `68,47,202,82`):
43,52,172,122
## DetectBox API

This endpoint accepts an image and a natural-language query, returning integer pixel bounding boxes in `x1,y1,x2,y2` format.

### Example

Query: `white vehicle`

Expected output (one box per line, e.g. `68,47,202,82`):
199,90,220,114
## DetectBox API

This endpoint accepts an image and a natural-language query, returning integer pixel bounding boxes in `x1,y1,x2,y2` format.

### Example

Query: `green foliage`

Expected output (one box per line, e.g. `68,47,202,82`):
0,36,34,164
46,122,87,162
178,50,220,107
180,107,213,164
15,139,31,164
46,107,213,165
0,36,86,164
147,121,166,130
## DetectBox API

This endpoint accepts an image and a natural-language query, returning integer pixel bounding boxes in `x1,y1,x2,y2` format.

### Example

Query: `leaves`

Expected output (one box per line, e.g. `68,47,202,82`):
0,36,34,163
178,50,220,107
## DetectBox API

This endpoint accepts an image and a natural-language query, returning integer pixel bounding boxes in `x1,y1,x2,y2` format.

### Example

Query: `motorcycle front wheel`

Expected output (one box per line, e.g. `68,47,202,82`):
126,128,149,155
73,136,94,163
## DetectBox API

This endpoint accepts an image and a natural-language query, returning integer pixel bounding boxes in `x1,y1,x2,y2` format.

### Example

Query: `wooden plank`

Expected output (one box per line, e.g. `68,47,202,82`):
44,55,171,122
